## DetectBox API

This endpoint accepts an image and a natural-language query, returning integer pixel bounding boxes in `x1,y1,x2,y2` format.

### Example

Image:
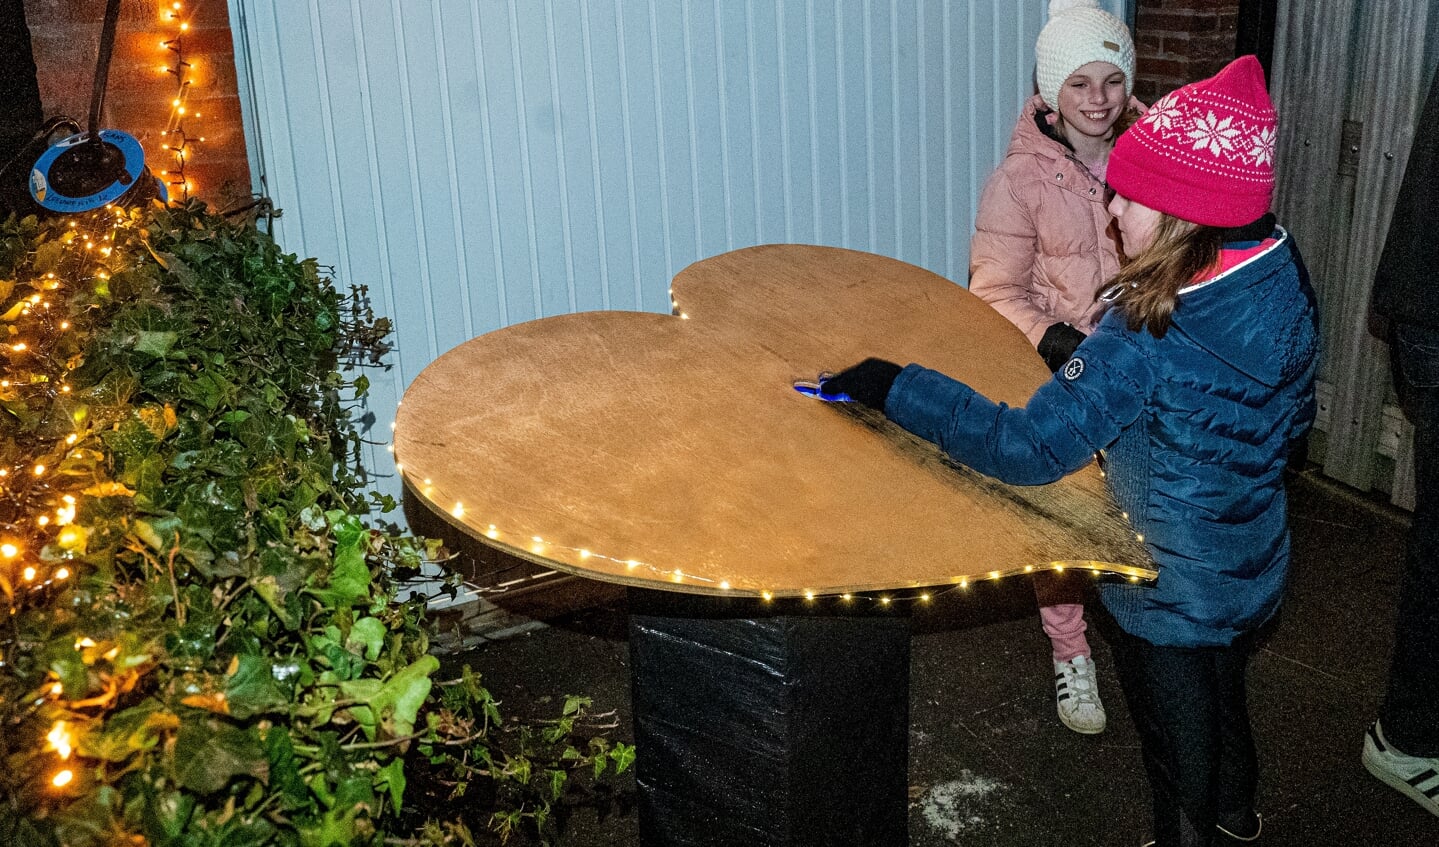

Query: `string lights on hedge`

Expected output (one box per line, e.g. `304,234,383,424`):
0,207,135,792
157,1,204,199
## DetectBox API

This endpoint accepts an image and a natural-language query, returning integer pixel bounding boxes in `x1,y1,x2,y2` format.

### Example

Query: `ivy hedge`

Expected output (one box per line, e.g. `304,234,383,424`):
0,202,631,846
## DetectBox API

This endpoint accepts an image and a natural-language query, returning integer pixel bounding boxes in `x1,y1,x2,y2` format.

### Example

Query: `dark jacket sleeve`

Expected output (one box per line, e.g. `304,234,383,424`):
884,326,1153,485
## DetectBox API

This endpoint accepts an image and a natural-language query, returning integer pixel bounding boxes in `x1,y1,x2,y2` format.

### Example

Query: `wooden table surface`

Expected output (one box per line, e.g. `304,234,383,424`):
394,244,1154,598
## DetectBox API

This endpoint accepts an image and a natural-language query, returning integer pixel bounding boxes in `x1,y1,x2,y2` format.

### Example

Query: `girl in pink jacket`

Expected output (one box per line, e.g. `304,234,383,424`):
969,0,1144,736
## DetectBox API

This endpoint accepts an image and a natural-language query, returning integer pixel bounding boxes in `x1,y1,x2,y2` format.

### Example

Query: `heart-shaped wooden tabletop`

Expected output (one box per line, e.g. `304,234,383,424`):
394,244,1154,597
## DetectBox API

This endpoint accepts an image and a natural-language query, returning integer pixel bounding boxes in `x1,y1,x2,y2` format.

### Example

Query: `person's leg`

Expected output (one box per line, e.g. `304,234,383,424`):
1213,636,1261,840
1035,571,1091,660
1036,571,1106,733
1365,323,1439,817
1110,630,1223,847
1109,631,1181,841
1380,323,1439,756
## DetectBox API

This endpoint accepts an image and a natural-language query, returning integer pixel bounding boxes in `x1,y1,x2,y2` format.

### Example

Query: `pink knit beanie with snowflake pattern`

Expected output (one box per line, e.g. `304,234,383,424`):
1107,55,1277,227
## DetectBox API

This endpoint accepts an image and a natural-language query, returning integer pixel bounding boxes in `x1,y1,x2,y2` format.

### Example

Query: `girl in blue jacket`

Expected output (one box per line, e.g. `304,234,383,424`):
813,56,1317,847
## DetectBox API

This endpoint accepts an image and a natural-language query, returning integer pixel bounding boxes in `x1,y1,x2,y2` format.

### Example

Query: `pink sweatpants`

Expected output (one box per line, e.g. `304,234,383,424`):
1034,570,1091,661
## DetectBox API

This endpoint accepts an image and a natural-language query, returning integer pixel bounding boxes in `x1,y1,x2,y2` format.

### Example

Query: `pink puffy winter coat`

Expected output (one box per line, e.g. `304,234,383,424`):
969,94,1144,347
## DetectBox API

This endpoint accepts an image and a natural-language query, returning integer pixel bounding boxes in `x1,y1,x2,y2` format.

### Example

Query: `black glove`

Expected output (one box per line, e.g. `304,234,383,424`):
818,357,903,410
1038,322,1087,373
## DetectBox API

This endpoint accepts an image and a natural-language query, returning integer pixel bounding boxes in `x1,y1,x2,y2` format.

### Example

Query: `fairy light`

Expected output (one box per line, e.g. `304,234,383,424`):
159,2,200,200
57,496,77,525
51,770,73,788
47,722,73,759
394,433,1152,603
402,476,1157,603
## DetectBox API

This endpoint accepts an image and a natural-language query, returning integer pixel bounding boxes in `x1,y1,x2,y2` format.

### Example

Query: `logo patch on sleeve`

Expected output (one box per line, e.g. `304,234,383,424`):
1061,357,1085,380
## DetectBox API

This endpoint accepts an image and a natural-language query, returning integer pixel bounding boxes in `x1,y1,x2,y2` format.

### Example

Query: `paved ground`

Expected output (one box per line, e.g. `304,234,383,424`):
450,469,1436,846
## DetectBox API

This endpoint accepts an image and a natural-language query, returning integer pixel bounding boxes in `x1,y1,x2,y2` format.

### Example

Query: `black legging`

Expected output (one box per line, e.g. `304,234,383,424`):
1108,628,1258,847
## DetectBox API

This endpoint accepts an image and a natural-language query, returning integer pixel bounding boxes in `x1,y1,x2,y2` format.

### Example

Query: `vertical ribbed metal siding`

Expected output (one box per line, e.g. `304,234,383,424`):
228,0,1124,501
1271,0,1435,503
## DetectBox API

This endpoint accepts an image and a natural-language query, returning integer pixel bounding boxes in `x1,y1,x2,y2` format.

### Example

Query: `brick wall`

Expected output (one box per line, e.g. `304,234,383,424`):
23,0,249,207
1133,0,1243,104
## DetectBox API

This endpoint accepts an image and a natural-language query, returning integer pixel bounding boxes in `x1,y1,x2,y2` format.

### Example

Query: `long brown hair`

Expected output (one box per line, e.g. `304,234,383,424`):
1103,212,1224,338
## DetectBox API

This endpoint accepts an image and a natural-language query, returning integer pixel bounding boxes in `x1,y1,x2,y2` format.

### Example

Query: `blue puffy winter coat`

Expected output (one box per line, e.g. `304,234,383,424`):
886,228,1318,647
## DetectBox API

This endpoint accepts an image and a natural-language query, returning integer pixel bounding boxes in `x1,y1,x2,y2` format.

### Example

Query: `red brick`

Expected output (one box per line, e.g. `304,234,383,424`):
1142,0,1237,11
1140,11,1201,33
1170,0,1235,11
1140,57,1190,79
1193,34,1236,61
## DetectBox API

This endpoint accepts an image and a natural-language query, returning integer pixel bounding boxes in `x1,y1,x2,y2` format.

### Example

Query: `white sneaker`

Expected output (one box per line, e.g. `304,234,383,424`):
1054,654,1106,734
1362,720,1439,818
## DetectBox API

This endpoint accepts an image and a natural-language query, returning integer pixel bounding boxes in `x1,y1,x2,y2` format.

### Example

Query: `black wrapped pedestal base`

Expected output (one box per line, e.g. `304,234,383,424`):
628,589,911,847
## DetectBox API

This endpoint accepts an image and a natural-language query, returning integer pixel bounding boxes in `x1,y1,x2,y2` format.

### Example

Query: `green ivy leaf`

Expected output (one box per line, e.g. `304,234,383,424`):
610,742,636,774
32,239,65,273
225,655,289,719
172,719,268,795
139,784,197,843
305,512,370,608
299,774,374,847
375,757,406,812
346,617,387,662
48,647,87,698
337,656,437,741
133,330,178,358
545,769,566,801
79,699,173,762
264,726,310,811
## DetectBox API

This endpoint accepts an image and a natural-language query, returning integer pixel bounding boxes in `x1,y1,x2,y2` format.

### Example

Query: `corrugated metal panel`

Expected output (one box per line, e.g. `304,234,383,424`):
227,0,1125,504
1270,0,1357,352
1272,0,1434,503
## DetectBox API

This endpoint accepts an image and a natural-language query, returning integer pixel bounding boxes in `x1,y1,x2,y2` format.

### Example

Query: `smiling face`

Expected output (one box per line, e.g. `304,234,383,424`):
1108,192,1165,258
1056,61,1127,141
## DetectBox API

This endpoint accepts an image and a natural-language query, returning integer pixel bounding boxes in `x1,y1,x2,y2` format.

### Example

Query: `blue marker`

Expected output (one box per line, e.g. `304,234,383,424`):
793,377,852,403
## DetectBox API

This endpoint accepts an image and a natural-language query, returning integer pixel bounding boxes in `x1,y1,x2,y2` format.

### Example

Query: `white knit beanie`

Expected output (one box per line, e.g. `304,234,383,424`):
1035,0,1136,110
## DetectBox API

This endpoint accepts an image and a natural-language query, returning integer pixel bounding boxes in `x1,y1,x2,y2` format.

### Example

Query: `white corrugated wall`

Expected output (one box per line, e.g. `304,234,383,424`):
226,0,1127,505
